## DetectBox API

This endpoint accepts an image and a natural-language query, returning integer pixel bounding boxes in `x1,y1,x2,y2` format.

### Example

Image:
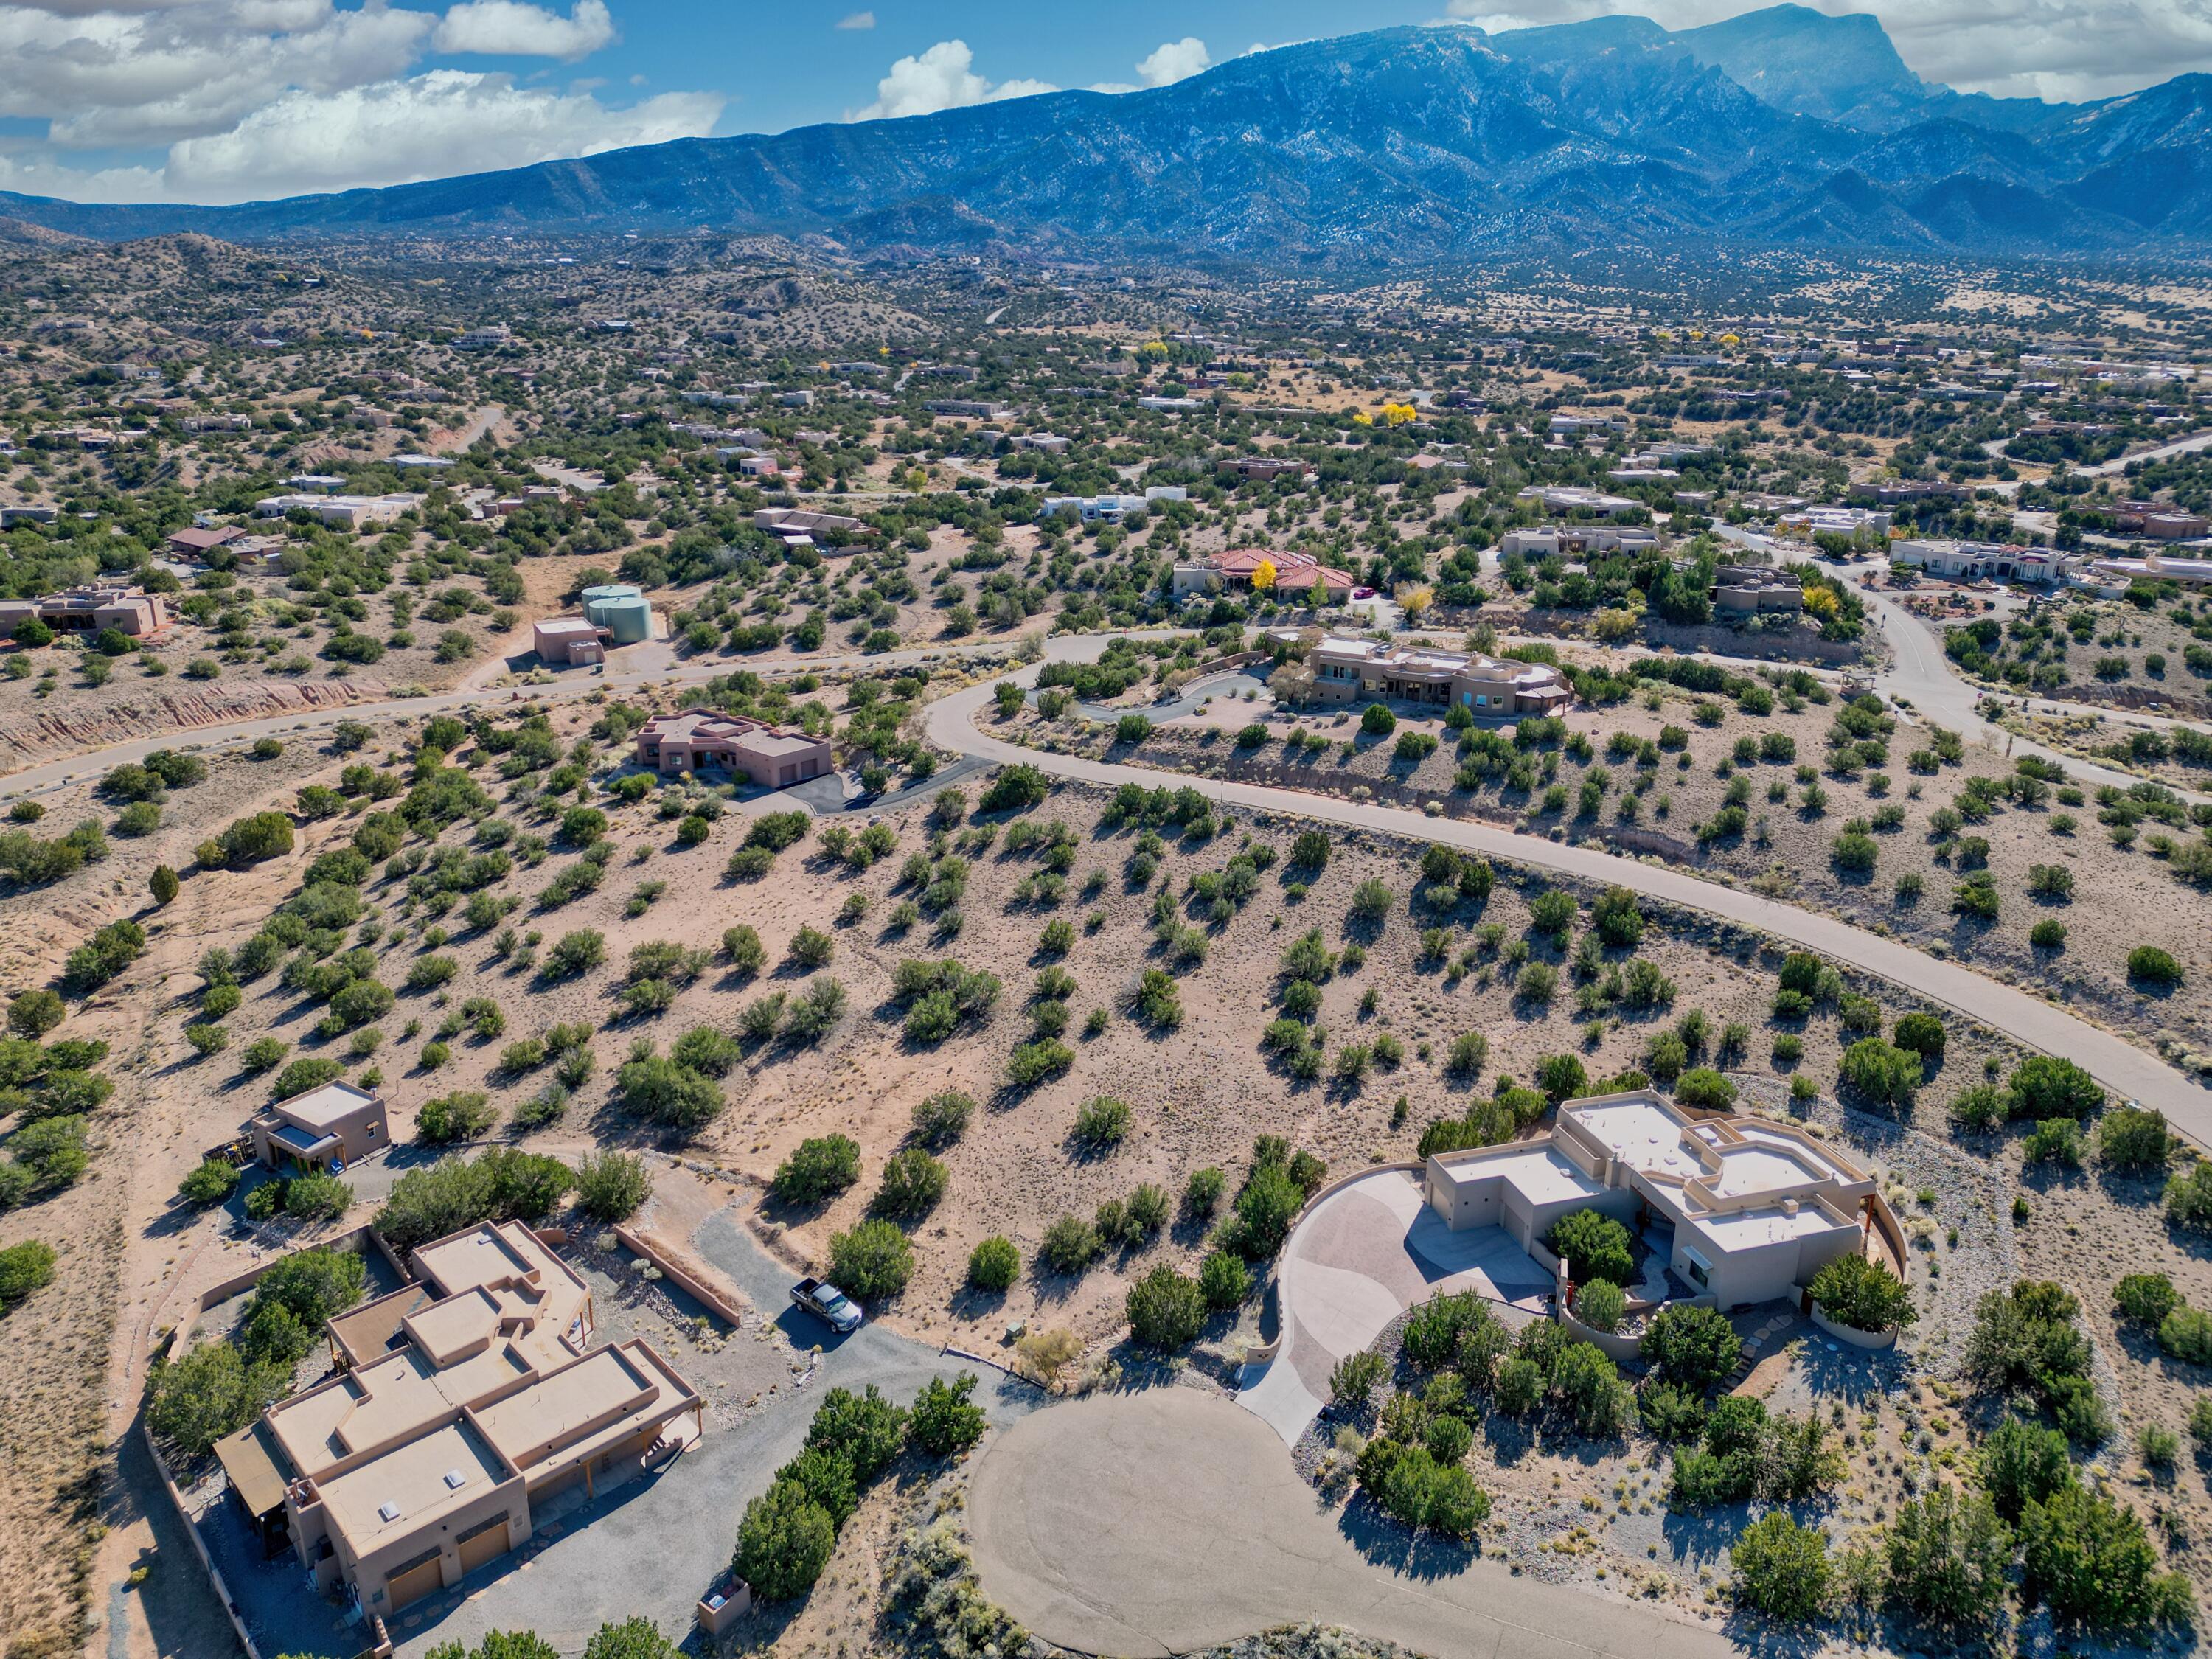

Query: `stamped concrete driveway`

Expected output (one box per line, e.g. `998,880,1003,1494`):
970,1389,1741,1659
1237,1169,1548,1446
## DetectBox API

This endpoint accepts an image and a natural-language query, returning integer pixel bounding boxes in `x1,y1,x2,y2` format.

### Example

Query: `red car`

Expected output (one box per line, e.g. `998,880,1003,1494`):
1352,586,1376,600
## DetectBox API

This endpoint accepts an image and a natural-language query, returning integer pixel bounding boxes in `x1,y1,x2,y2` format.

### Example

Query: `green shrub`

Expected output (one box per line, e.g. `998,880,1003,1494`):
2099,1107,2171,1174
2020,1485,2195,1631
872,1150,947,1218
967,1236,1020,1292
574,1151,650,1221
734,1478,835,1601
1731,1512,1831,1622
1545,1208,1633,1287
1641,1303,1740,1391
827,1220,913,1300
1126,1265,1207,1351
1198,1250,1251,1310
1576,1279,1627,1334
2126,946,2185,988
0,1239,58,1308
773,1135,860,1204
2010,1056,2104,1119
177,1160,241,1207
911,1372,986,1456
1809,1253,1916,1332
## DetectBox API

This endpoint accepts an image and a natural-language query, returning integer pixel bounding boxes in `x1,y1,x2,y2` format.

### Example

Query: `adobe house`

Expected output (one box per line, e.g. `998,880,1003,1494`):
248,1079,388,1172
1424,1088,1896,1311
218,1221,703,1618
633,709,832,789
1310,636,1573,714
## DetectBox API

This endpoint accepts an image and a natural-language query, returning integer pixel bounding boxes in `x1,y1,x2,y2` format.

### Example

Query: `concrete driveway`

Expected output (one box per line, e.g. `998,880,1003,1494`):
1237,1169,1548,1446
969,1388,1742,1659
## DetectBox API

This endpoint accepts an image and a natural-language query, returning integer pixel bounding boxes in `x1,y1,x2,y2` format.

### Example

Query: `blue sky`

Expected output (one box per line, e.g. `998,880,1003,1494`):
0,1,2203,206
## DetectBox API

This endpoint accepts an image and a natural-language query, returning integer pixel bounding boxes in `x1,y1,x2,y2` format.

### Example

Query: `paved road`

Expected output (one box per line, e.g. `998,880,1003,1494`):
2076,425,2212,478
925,655,2212,1141
1714,524,2210,804
969,1389,1745,1659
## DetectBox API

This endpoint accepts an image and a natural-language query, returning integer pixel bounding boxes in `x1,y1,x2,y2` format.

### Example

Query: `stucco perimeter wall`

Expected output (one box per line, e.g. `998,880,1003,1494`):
1810,1303,1899,1351
1559,1306,1642,1363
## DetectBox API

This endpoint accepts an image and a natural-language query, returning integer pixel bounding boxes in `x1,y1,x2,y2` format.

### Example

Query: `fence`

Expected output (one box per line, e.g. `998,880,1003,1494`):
142,1426,265,1659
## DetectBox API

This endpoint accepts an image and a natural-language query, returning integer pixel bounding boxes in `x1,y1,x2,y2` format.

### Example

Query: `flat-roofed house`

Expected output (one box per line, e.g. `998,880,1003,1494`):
1423,1089,1891,1310
249,1079,387,1172
238,1220,702,1618
530,616,605,666
1309,636,1572,715
1711,564,1804,614
634,709,832,788
0,585,170,639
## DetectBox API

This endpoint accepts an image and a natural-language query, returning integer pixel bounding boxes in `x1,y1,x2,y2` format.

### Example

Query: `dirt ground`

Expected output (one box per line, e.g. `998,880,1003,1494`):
992,661,2212,1069
1,677,2202,1658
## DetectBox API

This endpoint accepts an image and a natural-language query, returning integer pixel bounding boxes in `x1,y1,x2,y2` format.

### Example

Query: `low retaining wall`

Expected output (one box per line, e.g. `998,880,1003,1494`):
1559,1306,1642,1363
1810,1303,1899,1351
613,1223,744,1329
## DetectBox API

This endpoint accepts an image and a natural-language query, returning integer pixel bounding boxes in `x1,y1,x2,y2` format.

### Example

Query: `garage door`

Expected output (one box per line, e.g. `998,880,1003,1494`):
386,1554,445,1612
455,1514,512,1576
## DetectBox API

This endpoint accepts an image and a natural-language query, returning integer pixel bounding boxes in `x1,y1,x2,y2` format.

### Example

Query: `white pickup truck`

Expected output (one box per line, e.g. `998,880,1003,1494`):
790,1276,863,1334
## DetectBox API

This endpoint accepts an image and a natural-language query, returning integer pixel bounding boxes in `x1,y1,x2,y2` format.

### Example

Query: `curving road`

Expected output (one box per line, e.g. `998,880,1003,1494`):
1714,524,2210,804
924,645,2212,1141
9,617,2206,1134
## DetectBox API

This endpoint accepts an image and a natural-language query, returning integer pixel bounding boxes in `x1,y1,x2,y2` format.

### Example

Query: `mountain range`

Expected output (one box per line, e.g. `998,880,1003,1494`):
3,5,2208,264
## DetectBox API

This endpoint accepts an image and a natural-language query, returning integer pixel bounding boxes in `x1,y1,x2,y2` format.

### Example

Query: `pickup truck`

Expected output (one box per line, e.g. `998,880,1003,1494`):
790,1277,863,1334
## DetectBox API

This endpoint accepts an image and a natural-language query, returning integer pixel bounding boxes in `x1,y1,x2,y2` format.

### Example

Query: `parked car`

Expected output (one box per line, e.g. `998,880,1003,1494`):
790,1276,863,1333
1352,585,1376,599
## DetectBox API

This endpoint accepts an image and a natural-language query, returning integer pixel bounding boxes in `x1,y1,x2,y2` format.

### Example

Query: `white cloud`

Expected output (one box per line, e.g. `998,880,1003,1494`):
835,10,874,29
849,40,1055,122
164,69,719,201
1437,1,2212,104
433,1,616,61
1135,36,1210,87
0,145,163,204
0,1,437,149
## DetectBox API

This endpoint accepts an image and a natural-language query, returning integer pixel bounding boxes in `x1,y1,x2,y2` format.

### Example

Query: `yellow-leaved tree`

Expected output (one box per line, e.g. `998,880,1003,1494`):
1382,402,1419,426
1251,558,1278,593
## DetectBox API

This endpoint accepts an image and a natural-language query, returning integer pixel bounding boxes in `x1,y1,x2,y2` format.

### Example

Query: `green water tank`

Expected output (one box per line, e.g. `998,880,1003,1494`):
581,583,651,644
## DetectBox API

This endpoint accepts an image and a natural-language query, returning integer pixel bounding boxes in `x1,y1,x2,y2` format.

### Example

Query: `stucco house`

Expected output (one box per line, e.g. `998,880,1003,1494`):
1172,547,1356,604
219,1221,701,1619
633,709,832,787
1310,636,1573,715
248,1079,388,1172
1423,1088,1893,1311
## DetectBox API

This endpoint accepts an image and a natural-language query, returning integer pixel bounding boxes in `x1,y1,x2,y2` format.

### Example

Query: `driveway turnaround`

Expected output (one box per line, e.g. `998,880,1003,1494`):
1237,1169,1547,1446
968,1388,1741,1659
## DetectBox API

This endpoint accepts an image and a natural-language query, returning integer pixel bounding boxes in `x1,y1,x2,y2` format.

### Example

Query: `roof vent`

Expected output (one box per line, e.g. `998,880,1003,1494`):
1782,1198,1800,1217
443,1468,468,1490
377,1501,403,1523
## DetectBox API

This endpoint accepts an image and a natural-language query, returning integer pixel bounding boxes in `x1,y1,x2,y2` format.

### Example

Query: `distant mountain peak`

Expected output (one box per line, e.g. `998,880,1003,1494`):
0,13,2202,261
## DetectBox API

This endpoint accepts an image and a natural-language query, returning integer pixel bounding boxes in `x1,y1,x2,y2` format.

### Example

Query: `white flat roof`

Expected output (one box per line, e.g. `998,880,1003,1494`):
1697,1203,1849,1250
1575,1099,1699,1180
1455,1144,1604,1206
1708,1144,1819,1200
